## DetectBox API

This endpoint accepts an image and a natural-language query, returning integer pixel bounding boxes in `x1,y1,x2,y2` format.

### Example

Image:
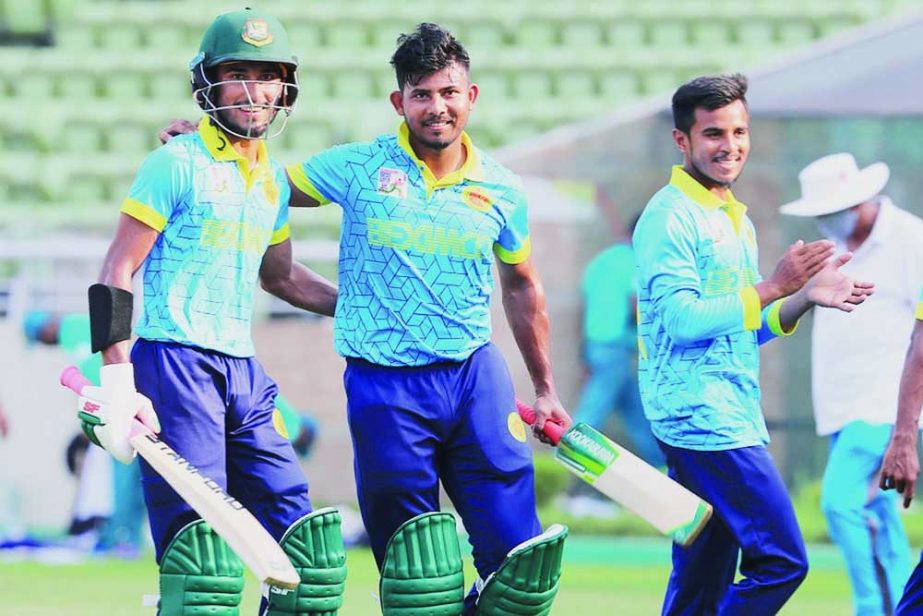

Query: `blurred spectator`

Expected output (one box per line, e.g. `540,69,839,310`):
561,210,663,518
780,153,923,615
23,311,141,556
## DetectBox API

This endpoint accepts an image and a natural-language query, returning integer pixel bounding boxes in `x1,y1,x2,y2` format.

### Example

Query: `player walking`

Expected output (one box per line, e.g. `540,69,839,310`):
286,23,571,615
633,73,874,615
78,9,344,615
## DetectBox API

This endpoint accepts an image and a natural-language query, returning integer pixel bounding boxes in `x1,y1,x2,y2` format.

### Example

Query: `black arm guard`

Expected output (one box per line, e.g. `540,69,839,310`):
88,283,133,353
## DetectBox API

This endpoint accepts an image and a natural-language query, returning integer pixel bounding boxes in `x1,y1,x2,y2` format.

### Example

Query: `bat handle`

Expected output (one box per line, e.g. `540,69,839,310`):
515,399,565,445
61,365,153,440
61,365,92,394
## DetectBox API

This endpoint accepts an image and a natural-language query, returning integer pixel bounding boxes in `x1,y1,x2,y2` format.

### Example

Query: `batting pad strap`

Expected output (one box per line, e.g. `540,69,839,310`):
379,512,465,615
159,519,244,616
265,507,347,616
475,524,568,615
88,283,133,353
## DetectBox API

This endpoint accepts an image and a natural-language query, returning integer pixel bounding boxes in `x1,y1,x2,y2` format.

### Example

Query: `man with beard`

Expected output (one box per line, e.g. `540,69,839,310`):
285,22,571,616
79,9,346,614
633,73,875,615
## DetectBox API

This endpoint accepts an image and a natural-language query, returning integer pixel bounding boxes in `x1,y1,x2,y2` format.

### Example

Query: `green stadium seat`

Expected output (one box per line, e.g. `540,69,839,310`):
648,20,689,49
283,121,332,154
816,15,861,38
555,71,597,99
96,22,143,50
286,21,324,52
60,123,102,153
13,72,56,100
472,70,509,99
143,21,195,51
598,70,640,103
107,123,153,155
330,71,376,102
560,21,605,49
455,20,507,49
3,0,50,37
605,19,647,48
689,20,732,48
514,19,558,48
776,19,816,45
639,69,682,97
734,20,776,47
510,72,553,99
324,20,369,49
148,71,192,102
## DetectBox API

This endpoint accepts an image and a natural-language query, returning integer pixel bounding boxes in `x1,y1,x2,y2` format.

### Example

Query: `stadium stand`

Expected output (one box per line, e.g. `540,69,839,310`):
0,0,915,232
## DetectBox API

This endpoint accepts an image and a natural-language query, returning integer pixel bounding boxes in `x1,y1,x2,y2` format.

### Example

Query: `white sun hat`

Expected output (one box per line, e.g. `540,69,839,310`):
779,153,889,217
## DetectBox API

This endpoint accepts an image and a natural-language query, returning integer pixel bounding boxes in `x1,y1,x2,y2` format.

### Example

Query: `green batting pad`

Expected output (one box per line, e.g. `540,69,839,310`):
159,519,244,616
475,524,568,615
379,512,465,615
265,507,347,615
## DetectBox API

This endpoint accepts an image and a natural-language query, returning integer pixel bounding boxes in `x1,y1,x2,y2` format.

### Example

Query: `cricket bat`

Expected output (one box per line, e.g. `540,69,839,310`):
60,365,299,589
517,400,712,546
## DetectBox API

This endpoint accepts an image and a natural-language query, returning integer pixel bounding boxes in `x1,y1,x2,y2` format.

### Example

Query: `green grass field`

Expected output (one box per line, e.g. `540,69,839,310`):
0,536,863,615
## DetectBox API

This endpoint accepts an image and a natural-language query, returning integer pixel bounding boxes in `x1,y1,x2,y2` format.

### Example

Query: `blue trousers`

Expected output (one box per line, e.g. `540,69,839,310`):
132,340,311,561
343,343,541,614
575,342,664,466
659,442,808,616
822,421,912,615
897,552,923,615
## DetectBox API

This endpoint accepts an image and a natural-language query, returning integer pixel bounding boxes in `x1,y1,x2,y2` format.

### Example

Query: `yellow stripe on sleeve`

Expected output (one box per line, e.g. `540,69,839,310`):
767,298,797,336
285,164,329,205
739,285,761,331
915,301,923,321
269,223,291,246
493,237,532,265
120,198,167,231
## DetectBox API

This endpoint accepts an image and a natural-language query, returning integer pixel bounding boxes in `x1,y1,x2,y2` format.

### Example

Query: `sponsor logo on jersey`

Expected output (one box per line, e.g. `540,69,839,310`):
367,218,492,260
242,19,274,47
377,167,408,199
462,186,493,212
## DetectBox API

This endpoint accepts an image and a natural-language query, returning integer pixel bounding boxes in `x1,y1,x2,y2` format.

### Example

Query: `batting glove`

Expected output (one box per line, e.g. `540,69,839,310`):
76,363,160,464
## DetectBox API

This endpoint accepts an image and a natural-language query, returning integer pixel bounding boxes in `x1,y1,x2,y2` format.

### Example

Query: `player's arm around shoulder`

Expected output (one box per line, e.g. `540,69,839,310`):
497,257,572,439
259,239,337,316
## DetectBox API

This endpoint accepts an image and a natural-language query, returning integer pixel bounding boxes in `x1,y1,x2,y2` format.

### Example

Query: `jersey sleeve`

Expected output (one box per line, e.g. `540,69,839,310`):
493,187,531,264
269,166,291,246
635,206,755,344
286,145,353,207
119,145,189,232
917,284,923,320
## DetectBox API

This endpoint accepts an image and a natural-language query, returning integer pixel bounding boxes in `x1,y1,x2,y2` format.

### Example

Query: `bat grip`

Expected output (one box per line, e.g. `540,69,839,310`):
61,365,92,394
515,399,565,445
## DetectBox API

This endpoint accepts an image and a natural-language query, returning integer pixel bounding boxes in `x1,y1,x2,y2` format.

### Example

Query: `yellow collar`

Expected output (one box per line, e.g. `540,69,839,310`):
198,117,269,168
397,122,485,190
670,166,747,233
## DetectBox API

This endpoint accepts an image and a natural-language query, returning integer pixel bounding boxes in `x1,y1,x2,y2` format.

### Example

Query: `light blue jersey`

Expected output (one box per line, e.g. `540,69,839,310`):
917,284,923,320
288,123,530,366
122,118,291,357
634,166,794,450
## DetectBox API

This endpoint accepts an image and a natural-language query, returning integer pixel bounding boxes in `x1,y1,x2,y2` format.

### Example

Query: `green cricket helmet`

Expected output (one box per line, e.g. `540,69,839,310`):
190,7,299,139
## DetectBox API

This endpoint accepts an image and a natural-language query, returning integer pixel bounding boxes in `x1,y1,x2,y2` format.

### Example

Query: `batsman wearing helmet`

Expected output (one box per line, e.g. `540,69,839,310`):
79,9,345,615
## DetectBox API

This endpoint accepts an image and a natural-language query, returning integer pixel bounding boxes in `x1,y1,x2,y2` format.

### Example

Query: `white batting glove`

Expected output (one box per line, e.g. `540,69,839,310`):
76,363,160,464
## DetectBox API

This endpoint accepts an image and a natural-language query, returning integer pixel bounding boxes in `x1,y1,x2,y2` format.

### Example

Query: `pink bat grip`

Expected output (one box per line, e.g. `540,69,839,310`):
515,399,565,445
60,365,151,438
61,365,92,394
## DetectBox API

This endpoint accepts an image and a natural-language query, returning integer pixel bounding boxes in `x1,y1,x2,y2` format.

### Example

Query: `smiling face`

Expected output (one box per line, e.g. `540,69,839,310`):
212,61,285,139
673,99,750,197
389,61,478,155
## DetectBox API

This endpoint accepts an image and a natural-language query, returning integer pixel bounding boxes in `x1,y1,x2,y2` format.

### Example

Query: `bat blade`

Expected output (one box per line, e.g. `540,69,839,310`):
516,400,712,546
557,423,712,546
61,366,299,589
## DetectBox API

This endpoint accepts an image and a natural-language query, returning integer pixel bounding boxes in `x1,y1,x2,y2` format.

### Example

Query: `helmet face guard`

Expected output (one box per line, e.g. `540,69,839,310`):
190,9,300,140
191,61,298,140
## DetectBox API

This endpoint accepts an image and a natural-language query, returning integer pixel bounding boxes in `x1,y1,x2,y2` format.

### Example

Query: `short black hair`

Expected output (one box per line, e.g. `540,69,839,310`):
390,23,470,90
672,73,748,135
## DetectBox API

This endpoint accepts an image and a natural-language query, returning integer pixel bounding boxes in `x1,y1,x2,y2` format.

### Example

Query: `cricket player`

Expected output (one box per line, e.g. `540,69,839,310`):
633,73,875,615
880,286,923,615
285,23,570,615
77,9,345,614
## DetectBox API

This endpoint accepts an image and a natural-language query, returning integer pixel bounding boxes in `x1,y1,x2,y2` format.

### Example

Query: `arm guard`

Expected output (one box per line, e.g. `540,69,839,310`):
88,283,133,353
